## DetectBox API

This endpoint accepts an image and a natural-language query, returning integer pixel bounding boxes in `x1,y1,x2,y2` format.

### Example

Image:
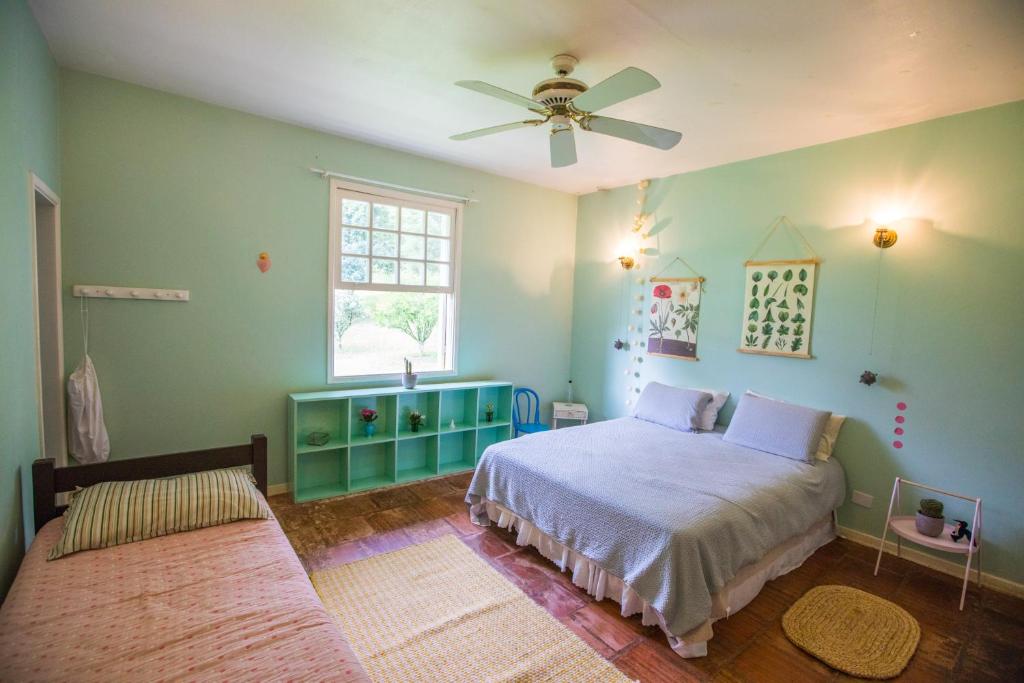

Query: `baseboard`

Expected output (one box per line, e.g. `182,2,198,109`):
268,483,289,496
836,524,1024,599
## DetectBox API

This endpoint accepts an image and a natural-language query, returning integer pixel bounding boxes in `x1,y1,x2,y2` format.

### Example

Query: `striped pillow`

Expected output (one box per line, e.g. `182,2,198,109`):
48,467,271,560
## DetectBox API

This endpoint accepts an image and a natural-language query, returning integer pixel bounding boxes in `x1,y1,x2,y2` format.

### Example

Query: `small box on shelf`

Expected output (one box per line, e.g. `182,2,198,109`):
295,398,349,453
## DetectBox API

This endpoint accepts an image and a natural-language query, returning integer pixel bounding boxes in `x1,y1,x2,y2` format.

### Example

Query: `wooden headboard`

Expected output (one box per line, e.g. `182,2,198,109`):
32,434,268,532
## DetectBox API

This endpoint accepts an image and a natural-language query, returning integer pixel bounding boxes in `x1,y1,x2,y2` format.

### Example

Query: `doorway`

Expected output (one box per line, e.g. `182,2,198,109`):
30,173,66,467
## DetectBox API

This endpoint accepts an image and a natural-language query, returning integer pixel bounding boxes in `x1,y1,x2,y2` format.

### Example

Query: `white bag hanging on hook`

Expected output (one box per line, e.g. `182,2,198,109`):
67,300,109,464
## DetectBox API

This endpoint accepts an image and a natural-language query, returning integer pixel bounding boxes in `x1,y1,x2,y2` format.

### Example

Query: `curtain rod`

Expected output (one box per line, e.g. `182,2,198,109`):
309,167,478,204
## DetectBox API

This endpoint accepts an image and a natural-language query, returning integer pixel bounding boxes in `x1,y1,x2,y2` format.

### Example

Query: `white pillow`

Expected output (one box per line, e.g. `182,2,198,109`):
747,390,844,461
694,388,729,431
816,414,846,461
633,382,713,432
723,393,831,462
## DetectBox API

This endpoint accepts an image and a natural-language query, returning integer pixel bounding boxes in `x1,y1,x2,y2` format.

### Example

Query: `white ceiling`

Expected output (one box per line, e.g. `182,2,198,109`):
30,0,1024,194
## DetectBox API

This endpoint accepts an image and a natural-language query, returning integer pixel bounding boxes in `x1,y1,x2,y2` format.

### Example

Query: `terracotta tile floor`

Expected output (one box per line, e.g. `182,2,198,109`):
270,474,1024,682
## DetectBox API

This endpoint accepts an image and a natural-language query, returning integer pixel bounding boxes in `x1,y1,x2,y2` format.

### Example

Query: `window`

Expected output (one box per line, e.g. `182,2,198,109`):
328,180,460,381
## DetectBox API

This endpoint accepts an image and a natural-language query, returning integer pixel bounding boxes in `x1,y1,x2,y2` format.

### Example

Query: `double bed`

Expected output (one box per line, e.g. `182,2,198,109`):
467,417,846,657
0,437,370,682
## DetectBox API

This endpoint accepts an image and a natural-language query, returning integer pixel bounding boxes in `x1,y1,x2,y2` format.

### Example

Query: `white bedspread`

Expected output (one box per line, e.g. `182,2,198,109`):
467,417,846,637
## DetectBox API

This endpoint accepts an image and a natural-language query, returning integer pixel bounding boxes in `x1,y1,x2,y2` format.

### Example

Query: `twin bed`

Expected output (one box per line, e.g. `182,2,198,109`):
0,437,370,682
467,414,846,657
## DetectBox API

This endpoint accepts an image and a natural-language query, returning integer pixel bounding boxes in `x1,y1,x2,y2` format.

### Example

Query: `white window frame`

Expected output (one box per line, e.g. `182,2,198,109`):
327,179,462,383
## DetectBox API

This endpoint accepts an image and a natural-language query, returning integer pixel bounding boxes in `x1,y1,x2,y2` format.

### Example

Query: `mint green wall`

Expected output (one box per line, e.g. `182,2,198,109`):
59,70,577,490
0,0,60,596
570,101,1024,584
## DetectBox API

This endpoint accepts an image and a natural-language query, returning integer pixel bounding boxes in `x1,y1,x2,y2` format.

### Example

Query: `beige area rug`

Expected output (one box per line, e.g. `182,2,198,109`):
782,585,920,679
311,534,631,683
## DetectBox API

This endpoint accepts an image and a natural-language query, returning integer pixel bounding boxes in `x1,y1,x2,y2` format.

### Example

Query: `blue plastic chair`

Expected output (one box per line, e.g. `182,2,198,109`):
513,388,550,437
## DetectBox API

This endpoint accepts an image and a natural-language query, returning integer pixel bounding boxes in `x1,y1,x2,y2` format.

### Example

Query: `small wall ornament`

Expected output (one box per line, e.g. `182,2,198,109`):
257,252,272,273
860,370,878,386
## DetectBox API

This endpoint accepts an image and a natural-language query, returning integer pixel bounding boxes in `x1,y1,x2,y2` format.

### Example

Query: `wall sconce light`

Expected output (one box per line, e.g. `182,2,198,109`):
873,225,898,249
617,232,641,269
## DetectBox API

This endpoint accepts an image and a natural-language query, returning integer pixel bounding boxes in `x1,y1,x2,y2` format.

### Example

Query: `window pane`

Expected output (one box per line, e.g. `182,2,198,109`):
401,207,425,233
333,290,449,377
426,237,449,262
342,199,370,227
400,234,425,259
371,258,397,284
341,256,369,283
426,263,449,287
341,227,369,255
400,261,424,286
372,231,398,257
427,211,451,236
373,204,398,230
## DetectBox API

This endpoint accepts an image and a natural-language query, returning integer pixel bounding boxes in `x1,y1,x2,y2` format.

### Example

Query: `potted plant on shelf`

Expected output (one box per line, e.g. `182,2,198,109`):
360,408,379,438
408,410,425,433
916,498,945,537
485,402,495,423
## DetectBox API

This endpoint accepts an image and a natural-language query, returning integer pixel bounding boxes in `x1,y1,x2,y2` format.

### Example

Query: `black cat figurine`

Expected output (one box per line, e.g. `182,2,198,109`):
950,519,973,544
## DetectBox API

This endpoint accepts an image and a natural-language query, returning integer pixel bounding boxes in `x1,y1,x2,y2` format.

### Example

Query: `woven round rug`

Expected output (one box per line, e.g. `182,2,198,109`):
782,585,920,679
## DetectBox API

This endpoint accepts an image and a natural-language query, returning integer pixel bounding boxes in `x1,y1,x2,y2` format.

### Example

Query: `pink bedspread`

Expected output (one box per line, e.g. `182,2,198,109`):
0,515,370,682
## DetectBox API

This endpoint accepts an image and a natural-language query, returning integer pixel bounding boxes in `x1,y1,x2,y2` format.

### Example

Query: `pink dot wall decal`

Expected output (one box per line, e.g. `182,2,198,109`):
894,427,904,435
893,440,904,448
895,415,905,424
897,401,907,411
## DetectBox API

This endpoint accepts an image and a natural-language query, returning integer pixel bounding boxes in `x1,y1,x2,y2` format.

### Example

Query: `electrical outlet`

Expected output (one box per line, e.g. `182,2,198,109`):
852,490,874,508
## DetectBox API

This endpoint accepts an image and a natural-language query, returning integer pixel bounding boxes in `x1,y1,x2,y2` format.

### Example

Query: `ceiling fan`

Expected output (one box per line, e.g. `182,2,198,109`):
450,54,681,168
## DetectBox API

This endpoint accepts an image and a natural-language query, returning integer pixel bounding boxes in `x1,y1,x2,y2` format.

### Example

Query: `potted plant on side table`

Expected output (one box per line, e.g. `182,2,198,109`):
916,498,945,537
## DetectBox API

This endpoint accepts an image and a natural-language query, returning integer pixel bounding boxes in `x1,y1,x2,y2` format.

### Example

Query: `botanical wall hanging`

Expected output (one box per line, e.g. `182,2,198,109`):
648,257,704,361
739,217,819,359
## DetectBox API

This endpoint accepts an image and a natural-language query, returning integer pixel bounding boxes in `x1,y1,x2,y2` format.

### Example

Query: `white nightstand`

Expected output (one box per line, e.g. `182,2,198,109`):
552,402,588,429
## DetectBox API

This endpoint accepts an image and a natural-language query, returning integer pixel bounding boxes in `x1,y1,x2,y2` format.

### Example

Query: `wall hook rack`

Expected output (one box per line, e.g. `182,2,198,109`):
73,285,190,302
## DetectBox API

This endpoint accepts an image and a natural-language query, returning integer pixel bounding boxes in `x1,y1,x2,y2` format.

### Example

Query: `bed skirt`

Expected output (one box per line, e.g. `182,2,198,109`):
470,498,836,658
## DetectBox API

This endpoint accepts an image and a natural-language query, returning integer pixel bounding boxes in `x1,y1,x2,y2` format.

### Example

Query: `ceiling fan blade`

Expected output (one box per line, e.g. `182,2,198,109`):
550,126,577,168
580,115,682,150
569,67,660,113
455,80,549,113
450,119,545,141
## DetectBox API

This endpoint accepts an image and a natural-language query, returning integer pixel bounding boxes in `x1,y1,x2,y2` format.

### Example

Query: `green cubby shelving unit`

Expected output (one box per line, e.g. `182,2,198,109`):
288,381,513,503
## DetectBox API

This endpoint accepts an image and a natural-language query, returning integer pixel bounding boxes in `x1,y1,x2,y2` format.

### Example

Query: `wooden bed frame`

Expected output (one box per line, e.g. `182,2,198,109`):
32,434,268,532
